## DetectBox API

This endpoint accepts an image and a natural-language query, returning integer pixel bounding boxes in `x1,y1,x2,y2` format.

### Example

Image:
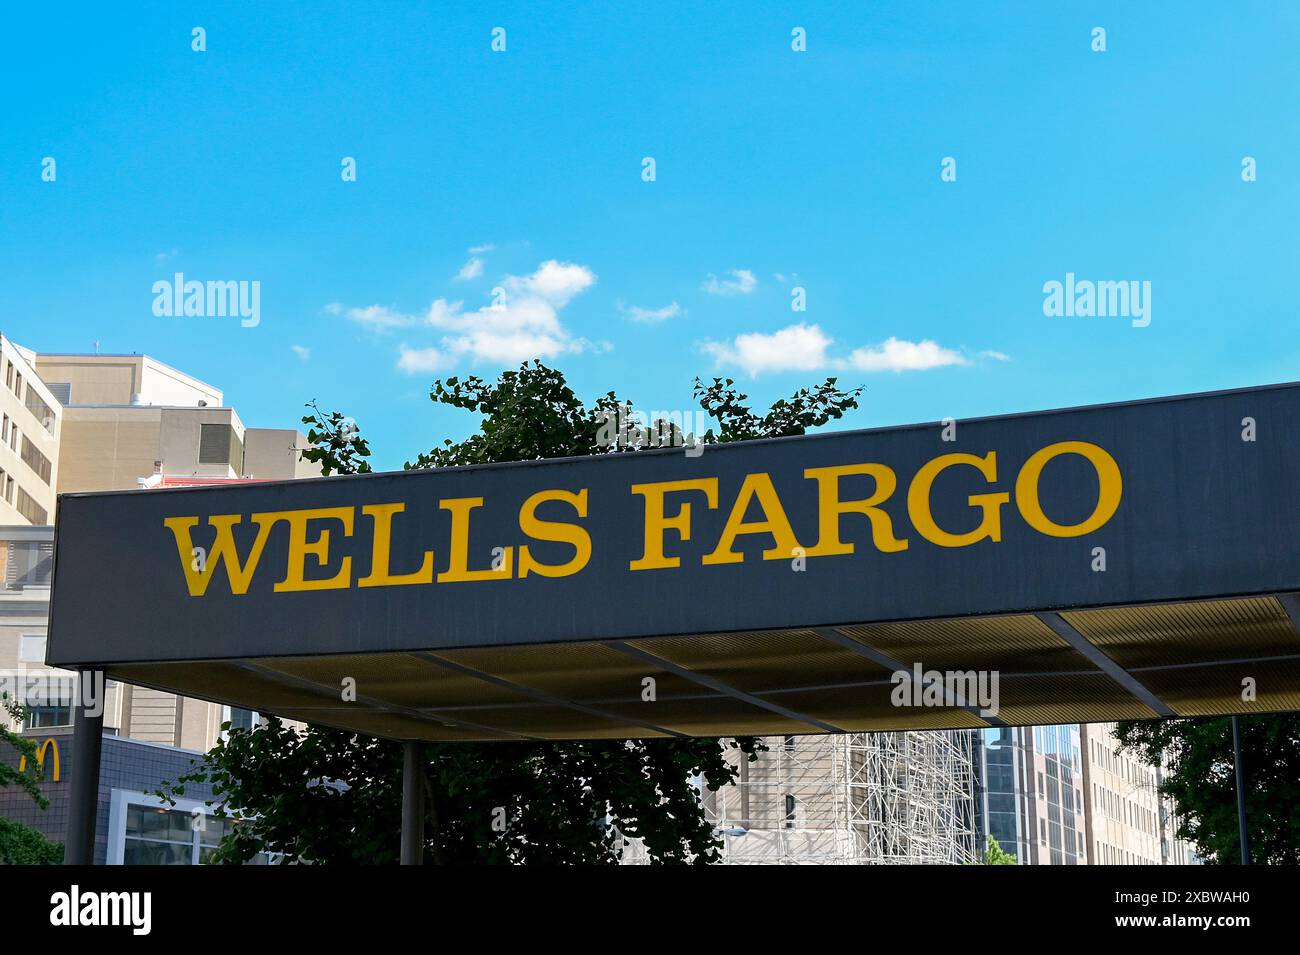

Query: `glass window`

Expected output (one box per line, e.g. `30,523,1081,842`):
24,389,56,435
24,699,72,728
16,486,48,525
124,806,197,865
116,795,272,865
18,634,46,662
20,435,52,484
227,707,257,732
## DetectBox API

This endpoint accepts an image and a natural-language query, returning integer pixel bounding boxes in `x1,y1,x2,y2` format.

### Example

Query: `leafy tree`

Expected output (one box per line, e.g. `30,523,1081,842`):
0,694,64,865
1115,715,1300,864
974,834,1016,865
165,361,862,864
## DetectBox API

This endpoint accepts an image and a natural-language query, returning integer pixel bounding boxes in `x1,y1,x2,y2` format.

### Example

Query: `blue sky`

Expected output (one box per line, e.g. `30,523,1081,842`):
2,2,1297,470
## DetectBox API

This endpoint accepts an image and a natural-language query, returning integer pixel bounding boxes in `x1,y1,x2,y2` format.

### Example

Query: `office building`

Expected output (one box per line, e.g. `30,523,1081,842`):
976,721,1199,864
975,724,1086,864
0,337,61,527
0,343,313,756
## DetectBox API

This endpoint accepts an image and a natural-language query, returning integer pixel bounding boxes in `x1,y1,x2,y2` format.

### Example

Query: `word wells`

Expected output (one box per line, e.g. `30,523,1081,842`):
163,440,1121,597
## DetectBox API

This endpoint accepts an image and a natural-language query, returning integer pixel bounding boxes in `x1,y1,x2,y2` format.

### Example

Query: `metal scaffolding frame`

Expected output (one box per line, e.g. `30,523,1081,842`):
697,730,979,865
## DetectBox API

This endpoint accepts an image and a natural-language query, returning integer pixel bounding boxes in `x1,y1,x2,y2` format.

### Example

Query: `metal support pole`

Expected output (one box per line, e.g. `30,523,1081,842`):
400,740,424,865
64,670,104,865
1231,716,1251,865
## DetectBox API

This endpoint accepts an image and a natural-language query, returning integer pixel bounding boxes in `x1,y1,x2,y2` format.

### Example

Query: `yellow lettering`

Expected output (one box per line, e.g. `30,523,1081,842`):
518,489,591,578
907,452,1009,548
803,463,909,555
358,503,434,588
266,507,355,592
164,514,279,596
630,479,718,570
1015,441,1122,537
702,472,801,565
438,497,512,581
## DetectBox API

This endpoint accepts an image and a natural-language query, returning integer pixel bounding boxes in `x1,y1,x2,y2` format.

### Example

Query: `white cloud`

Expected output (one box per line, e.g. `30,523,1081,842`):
455,257,484,280
468,243,495,255
701,323,834,376
397,345,454,373
702,269,758,296
291,345,310,361
155,249,178,264
334,259,598,372
506,259,595,305
848,337,970,373
701,325,979,377
621,301,682,323
339,304,416,331
981,349,1012,362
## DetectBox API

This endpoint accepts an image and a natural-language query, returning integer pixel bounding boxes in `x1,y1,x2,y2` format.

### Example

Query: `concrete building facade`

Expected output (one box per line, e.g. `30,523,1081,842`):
0,336,62,527
0,346,313,758
976,721,1199,865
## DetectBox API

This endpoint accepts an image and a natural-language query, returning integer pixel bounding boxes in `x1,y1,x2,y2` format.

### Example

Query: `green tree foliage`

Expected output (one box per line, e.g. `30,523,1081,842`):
1115,715,1300,864
166,361,863,864
977,834,1017,865
0,695,64,865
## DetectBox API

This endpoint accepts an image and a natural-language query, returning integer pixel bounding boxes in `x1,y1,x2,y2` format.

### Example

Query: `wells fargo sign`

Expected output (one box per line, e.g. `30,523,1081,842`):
161,440,1122,597
46,383,1300,667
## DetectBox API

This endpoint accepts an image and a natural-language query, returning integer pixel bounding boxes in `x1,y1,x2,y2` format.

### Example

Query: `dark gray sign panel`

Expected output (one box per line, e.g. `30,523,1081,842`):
47,382,1300,667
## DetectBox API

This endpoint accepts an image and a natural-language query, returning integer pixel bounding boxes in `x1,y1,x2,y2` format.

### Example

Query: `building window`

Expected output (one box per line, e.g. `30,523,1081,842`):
18,634,47,662
4,475,13,504
784,794,796,829
13,371,22,401
15,486,47,525
226,707,258,732
122,805,202,865
24,390,56,434
20,436,51,485
108,791,272,866
783,735,796,752
24,698,72,729
4,361,11,389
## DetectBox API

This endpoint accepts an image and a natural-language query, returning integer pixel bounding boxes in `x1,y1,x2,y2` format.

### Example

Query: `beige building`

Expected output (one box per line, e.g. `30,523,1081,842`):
0,348,313,753
1081,721,1196,864
33,352,315,493
0,337,61,526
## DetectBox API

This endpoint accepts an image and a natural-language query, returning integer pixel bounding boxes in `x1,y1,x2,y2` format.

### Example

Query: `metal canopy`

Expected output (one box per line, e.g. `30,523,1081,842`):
92,596,1300,740
47,382,1300,739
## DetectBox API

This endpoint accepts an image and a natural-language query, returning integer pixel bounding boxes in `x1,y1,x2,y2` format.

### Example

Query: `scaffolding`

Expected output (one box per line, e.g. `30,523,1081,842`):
700,731,979,864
